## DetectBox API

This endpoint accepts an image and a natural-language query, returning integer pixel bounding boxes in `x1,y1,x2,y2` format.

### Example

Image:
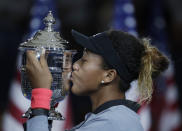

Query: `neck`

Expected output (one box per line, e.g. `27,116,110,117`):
89,84,125,112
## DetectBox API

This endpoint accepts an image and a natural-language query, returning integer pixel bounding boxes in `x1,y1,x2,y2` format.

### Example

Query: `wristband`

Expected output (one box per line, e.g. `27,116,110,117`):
31,88,53,110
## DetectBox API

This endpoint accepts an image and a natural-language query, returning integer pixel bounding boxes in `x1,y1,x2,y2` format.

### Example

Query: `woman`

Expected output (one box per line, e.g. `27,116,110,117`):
25,30,169,131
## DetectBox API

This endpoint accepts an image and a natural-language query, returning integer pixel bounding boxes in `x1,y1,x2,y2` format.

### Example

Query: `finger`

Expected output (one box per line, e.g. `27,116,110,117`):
26,50,38,64
26,50,35,67
62,51,72,92
40,49,49,68
26,50,41,70
63,51,72,72
62,71,72,92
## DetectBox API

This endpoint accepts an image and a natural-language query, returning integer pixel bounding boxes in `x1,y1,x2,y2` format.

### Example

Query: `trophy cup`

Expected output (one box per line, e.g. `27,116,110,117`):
19,11,76,123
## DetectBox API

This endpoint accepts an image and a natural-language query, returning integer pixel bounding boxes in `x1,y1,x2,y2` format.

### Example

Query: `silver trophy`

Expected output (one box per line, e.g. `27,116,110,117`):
19,11,76,122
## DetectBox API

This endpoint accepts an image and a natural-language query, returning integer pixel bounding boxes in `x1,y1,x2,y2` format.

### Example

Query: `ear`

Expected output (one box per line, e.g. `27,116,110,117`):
102,69,117,84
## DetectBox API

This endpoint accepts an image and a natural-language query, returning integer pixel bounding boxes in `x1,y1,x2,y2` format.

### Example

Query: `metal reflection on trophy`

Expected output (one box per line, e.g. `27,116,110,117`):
19,11,76,120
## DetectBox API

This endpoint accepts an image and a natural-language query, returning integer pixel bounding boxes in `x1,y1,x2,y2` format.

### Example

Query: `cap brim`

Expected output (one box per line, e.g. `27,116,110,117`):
71,30,98,53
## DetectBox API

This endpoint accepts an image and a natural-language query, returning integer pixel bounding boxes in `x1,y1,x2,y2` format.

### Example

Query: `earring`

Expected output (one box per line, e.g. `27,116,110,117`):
101,80,105,84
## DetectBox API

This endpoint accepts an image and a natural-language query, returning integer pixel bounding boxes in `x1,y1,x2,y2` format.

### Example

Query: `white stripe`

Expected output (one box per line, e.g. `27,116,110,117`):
139,106,151,131
165,85,178,104
159,109,181,131
9,79,30,112
2,111,24,131
164,64,174,77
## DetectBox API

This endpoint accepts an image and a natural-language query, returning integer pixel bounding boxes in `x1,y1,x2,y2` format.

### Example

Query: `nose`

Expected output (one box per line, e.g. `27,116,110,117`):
73,60,79,71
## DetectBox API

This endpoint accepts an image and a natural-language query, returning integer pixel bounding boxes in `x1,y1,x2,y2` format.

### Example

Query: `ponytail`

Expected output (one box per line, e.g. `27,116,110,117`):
138,38,169,103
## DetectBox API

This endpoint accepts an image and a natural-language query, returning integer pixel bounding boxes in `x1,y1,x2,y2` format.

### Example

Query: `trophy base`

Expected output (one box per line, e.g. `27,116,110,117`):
48,108,65,120
22,107,65,120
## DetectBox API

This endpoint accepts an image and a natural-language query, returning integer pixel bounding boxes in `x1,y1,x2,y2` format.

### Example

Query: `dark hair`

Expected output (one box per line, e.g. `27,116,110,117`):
102,30,169,103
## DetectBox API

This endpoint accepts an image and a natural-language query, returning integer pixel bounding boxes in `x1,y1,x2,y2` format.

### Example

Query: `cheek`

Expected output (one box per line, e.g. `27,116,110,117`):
71,65,103,95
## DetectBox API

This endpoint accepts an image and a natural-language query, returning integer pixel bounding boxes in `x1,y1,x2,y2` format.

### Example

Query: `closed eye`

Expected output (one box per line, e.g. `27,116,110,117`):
81,58,87,63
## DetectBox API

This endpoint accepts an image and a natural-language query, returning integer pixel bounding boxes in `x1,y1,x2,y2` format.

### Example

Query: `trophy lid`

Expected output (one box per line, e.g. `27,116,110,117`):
19,11,68,51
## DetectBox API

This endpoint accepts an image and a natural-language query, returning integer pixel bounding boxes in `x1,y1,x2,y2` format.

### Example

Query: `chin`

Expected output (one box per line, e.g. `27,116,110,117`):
71,85,81,95
71,85,87,96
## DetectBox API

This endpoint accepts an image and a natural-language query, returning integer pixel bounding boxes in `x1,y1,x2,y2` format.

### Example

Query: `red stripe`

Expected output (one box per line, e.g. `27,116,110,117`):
166,101,179,111
16,71,21,84
8,100,27,124
137,101,147,114
166,76,175,86
173,124,182,131
64,95,73,130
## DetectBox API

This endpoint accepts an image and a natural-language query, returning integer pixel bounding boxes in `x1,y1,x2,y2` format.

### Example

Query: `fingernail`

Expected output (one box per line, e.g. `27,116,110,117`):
42,48,45,55
67,72,71,79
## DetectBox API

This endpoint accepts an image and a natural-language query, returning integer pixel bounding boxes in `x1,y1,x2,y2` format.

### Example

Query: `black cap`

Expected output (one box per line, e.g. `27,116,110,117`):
71,29,132,85
72,30,102,54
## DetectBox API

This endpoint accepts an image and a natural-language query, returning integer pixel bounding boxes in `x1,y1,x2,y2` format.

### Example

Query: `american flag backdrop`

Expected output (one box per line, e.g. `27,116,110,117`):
112,0,152,130
112,0,182,131
146,0,181,130
2,0,73,131
112,0,137,37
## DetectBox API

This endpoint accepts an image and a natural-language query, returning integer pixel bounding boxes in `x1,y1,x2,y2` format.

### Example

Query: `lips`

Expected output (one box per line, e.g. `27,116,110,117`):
71,71,79,81
70,72,75,81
